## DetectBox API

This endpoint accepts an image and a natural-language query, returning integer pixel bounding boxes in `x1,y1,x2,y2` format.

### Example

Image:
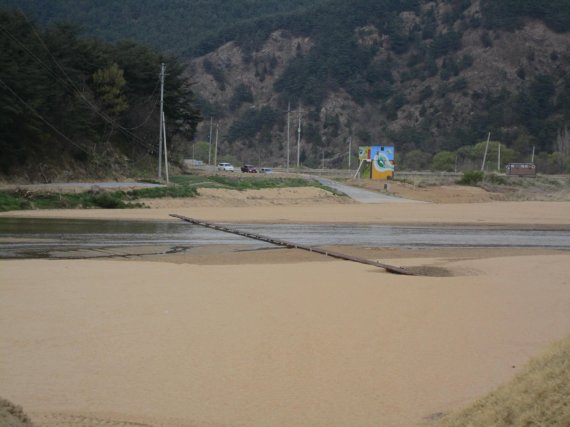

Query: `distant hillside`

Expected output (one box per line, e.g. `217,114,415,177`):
2,0,570,175
0,0,318,55
188,0,570,172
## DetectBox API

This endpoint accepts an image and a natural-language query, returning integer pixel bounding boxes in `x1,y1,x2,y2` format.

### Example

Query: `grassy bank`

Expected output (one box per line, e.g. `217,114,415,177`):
0,175,329,211
436,334,570,426
0,186,199,211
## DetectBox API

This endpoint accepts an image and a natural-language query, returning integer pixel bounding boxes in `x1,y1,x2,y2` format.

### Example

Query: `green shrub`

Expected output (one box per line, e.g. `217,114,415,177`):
458,170,484,185
0,192,30,211
90,192,128,209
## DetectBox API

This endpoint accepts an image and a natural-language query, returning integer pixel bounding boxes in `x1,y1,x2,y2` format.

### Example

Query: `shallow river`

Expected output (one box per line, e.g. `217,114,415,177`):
1,218,570,259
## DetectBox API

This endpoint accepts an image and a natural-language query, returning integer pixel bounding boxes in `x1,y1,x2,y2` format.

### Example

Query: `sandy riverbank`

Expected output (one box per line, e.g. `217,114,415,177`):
1,253,570,427
2,189,570,426
2,201,570,228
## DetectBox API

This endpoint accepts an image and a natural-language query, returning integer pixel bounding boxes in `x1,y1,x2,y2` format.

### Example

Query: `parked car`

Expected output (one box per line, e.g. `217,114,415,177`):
217,162,234,171
259,167,273,174
241,164,258,173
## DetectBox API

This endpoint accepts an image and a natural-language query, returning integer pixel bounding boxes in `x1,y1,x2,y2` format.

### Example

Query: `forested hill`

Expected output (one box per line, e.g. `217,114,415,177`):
189,0,570,173
5,0,570,57
2,0,570,177
0,0,317,56
0,10,201,181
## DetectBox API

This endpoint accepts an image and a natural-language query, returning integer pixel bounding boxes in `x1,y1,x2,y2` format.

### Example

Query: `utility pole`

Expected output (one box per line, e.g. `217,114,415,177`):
531,145,535,163
208,117,213,167
158,62,165,179
481,132,491,172
162,111,169,183
348,136,352,171
286,101,291,172
296,107,302,168
213,123,219,168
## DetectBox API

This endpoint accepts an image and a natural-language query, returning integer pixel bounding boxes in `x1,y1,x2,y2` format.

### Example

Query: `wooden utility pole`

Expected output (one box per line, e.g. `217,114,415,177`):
208,117,213,167
348,136,352,170
213,123,219,167
162,111,169,183
157,63,165,179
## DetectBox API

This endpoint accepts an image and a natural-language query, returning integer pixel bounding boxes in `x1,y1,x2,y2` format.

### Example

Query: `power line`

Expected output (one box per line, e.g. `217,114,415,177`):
5,13,159,151
0,76,90,155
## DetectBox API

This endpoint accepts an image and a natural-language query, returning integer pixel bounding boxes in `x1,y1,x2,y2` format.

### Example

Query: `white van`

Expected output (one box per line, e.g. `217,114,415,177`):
217,162,235,171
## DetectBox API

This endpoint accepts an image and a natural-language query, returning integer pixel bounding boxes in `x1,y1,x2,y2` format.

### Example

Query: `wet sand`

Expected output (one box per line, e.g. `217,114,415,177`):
1,198,570,426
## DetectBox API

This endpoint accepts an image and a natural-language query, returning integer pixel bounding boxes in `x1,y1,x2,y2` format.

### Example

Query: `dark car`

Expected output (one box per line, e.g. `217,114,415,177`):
241,164,258,173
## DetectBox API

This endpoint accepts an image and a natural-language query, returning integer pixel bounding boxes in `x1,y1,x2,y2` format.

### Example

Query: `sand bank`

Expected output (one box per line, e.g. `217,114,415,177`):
2,193,570,425
1,201,570,227
1,253,570,427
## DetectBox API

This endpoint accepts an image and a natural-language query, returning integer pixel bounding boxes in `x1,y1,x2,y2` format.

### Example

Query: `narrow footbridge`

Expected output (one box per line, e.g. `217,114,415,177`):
170,214,416,276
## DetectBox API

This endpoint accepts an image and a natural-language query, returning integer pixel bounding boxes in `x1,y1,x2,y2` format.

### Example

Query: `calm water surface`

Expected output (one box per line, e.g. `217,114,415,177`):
1,218,569,259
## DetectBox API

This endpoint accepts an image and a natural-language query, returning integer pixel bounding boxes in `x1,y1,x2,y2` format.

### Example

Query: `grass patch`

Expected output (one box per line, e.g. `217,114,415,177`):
436,334,570,427
0,175,327,211
126,185,198,199
485,173,508,185
205,176,317,190
0,192,31,211
174,175,331,191
0,190,144,211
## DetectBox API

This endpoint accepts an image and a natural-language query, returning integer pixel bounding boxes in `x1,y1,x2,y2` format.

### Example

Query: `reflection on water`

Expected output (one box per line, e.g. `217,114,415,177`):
1,217,569,259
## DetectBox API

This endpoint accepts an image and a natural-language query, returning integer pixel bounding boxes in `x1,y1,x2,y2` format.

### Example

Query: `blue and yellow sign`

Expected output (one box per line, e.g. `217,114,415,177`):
359,145,394,180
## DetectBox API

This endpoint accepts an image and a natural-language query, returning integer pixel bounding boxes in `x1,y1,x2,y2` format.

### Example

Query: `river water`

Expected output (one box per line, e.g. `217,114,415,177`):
1,218,569,259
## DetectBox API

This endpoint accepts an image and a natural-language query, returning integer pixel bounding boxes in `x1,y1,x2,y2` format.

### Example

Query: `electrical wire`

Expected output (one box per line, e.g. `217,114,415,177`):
3,13,160,151
0,76,90,155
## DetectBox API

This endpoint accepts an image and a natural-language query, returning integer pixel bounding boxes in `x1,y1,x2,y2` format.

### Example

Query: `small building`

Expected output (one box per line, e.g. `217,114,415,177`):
505,163,536,177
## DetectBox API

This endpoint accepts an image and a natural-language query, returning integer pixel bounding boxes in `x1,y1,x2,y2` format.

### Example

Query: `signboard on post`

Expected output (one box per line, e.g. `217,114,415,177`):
506,163,536,177
357,145,395,180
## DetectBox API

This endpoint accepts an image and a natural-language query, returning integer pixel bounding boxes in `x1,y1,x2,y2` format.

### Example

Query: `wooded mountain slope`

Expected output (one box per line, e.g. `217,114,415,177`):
0,9,200,180
2,0,570,176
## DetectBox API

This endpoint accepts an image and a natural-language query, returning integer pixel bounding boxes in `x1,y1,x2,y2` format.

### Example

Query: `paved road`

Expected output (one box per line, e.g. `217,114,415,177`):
313,176,422,204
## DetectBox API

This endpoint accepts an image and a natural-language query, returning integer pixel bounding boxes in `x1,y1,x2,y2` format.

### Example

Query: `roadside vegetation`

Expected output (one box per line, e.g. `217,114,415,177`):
436,334,570,427
171,175,328,190
0,175,332,211
455,172,570,201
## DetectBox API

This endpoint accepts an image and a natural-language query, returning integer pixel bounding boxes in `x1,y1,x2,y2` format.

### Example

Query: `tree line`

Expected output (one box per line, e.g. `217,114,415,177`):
0,9,201,178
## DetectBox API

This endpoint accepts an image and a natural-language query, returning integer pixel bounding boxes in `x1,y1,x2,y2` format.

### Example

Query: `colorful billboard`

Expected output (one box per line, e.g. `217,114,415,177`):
358,145,394,180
